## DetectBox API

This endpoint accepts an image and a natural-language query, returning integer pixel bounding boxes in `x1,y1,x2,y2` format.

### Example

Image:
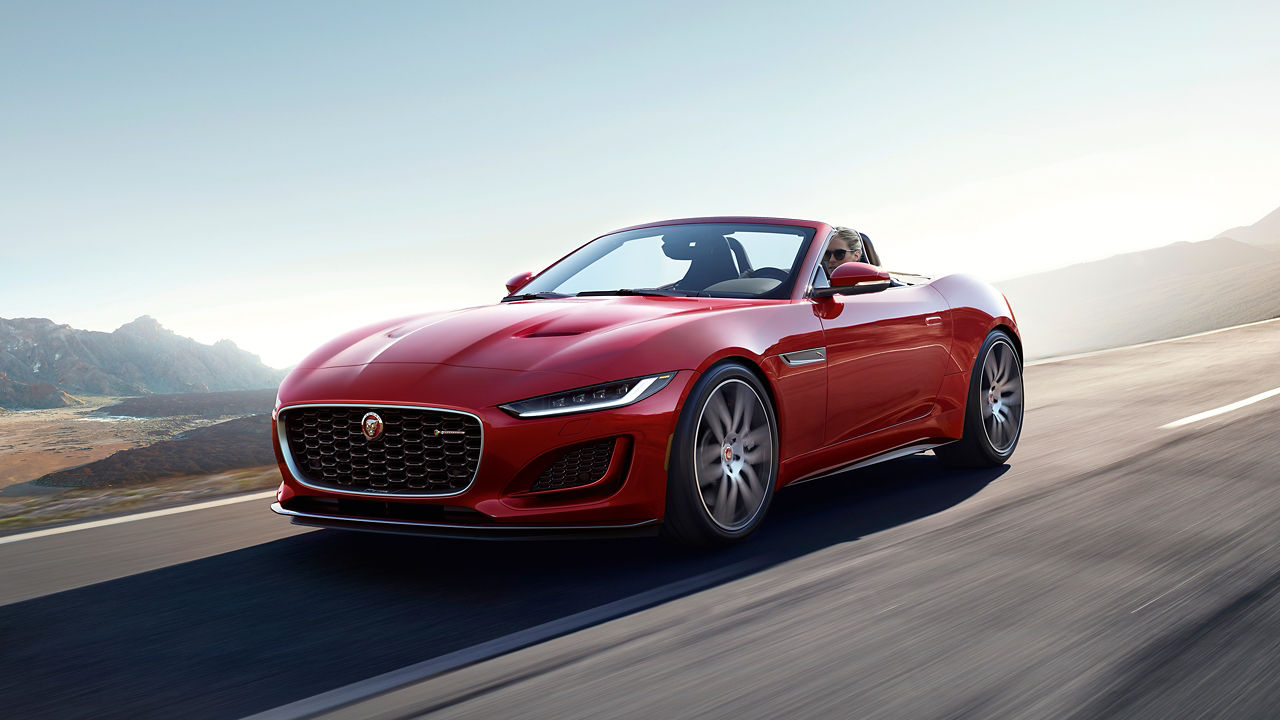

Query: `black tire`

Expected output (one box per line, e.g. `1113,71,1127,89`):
935,329,1024,468
661,363,778,547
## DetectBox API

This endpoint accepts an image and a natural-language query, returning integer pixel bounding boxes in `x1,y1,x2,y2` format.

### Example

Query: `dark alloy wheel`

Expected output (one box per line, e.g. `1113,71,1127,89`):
936,329,1024,468
662,363,778,546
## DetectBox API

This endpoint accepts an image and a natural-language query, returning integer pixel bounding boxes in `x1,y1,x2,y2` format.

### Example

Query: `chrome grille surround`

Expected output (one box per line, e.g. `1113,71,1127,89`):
278,403,483,498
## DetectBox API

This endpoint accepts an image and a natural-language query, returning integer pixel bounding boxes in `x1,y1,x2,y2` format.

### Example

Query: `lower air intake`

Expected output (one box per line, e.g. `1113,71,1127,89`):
530,439,616,492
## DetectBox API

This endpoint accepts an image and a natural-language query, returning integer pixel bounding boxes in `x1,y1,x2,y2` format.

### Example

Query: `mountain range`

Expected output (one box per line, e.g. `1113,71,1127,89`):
1213,204,1280,250
0,316,284,409
997,206,1280,359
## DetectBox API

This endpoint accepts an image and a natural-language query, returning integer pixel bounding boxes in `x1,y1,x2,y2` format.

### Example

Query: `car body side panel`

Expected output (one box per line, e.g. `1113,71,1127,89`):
759,354,827,463
776,274,1019,487
815,284,954,445
665,302,828,461
929,274,1020,372
926,273,1021,441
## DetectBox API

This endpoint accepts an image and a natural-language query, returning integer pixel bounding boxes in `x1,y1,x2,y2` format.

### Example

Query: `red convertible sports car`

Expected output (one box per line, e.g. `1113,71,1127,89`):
271,217,1023,545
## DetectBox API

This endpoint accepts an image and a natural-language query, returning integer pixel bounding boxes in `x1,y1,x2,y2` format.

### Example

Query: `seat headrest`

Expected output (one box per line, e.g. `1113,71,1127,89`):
661,229,731,260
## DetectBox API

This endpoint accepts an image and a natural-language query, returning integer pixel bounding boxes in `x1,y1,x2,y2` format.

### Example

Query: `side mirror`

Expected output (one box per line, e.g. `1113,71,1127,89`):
814,262,892,297
505,271,536,295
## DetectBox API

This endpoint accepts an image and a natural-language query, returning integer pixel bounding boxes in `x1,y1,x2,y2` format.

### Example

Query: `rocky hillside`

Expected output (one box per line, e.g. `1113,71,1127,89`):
0,315,283,408
0,373,84,410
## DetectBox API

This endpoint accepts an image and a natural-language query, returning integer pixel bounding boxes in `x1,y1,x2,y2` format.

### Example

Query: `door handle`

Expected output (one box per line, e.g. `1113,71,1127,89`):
925,315,942,326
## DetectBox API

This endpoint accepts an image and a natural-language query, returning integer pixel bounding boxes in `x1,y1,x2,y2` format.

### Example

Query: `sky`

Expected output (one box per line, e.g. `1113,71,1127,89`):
2,0,1278,368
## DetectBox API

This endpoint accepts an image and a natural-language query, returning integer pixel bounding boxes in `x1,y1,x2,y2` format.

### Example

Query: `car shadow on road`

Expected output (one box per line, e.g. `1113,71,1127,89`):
0,456,1005,720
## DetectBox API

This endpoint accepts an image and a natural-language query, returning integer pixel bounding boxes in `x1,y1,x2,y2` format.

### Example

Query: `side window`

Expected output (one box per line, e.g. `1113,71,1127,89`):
811,262,830,289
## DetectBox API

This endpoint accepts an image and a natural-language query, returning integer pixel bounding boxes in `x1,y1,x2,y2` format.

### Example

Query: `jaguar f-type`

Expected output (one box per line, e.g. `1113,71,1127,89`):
270,217,1023,545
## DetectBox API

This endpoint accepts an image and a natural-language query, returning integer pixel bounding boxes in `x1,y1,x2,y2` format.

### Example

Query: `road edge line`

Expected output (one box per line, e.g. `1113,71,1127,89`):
0,490,277,545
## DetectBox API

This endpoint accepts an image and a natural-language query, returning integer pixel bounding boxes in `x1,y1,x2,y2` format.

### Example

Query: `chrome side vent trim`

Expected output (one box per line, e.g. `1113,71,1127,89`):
780,347,827,367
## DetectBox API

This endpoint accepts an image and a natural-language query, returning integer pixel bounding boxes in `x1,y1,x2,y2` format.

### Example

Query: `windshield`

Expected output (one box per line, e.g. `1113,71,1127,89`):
510,223,814,300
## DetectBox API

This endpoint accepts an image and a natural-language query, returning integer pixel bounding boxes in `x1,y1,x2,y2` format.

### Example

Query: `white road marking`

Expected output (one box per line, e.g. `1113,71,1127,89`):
1159,387,1280,429
241,561,754,720
1027,316,1280,366
0,490,277,545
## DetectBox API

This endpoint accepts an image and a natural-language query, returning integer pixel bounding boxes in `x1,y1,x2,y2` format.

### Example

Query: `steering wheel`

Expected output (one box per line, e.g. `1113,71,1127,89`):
745,267,789,282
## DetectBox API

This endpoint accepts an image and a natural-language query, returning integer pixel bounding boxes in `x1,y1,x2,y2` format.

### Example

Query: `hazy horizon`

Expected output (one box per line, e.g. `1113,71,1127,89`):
4,1,1279,367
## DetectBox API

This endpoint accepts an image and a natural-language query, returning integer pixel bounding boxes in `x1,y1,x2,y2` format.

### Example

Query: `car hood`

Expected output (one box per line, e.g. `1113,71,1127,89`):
297,296,752,377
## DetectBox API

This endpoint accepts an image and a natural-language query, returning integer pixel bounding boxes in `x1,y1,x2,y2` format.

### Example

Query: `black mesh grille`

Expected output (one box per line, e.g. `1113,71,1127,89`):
282,406,482,495
530,439,615,493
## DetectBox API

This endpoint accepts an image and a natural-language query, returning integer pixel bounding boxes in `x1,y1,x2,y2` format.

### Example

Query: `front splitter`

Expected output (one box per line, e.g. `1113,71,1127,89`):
271,503,661,541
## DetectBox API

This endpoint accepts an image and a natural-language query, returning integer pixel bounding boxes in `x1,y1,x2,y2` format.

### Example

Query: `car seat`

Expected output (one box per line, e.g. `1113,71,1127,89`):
662,230,739,291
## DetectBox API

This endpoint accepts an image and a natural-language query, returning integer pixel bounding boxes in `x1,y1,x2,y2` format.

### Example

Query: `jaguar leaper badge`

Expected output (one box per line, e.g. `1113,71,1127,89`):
361,412,384,441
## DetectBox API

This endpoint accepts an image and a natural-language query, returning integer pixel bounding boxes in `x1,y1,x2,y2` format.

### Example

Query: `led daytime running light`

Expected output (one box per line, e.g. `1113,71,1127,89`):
501,373,675,418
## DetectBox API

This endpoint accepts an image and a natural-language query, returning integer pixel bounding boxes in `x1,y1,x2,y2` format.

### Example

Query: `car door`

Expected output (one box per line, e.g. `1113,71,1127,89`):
815,282,953,446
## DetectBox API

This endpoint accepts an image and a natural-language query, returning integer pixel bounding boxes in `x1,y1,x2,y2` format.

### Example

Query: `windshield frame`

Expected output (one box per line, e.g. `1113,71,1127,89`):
508,221,820,301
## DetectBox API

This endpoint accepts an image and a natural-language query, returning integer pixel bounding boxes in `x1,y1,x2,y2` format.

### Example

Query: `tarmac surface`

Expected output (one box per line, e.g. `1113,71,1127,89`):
2,319,1278,719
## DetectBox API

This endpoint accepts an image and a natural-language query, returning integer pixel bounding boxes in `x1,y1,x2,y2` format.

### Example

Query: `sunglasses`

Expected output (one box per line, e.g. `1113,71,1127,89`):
823,249,859,261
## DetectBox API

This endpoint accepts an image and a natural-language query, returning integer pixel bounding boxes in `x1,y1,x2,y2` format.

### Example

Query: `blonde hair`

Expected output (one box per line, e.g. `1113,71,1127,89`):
831,226,863,254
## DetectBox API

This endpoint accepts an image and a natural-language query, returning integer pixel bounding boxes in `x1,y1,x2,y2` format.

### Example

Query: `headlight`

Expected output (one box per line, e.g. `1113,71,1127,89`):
500,372,676,418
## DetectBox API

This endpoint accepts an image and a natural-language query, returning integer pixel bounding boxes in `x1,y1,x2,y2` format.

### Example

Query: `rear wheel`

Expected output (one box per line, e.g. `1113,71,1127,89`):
662,363,777,547
936,330,1024,468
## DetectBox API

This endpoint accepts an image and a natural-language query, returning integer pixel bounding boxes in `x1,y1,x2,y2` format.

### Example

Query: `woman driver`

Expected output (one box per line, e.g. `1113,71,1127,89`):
822,226,864,277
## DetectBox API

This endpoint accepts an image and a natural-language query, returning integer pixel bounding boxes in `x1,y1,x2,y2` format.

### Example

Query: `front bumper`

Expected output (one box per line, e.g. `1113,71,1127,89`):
271,502,661,540
272,368,696,530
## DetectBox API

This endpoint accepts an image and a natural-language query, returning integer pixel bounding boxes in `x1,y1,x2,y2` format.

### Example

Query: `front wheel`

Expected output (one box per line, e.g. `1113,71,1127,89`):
662,363,778,547
936,330,1024,468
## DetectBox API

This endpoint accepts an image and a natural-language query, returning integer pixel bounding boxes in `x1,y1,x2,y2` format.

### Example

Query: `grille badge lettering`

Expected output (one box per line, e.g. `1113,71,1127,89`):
361,412,385,441
434,429,466,436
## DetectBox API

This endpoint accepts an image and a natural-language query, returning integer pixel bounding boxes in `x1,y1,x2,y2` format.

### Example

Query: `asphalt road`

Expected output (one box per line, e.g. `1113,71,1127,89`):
2,320,1278,720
